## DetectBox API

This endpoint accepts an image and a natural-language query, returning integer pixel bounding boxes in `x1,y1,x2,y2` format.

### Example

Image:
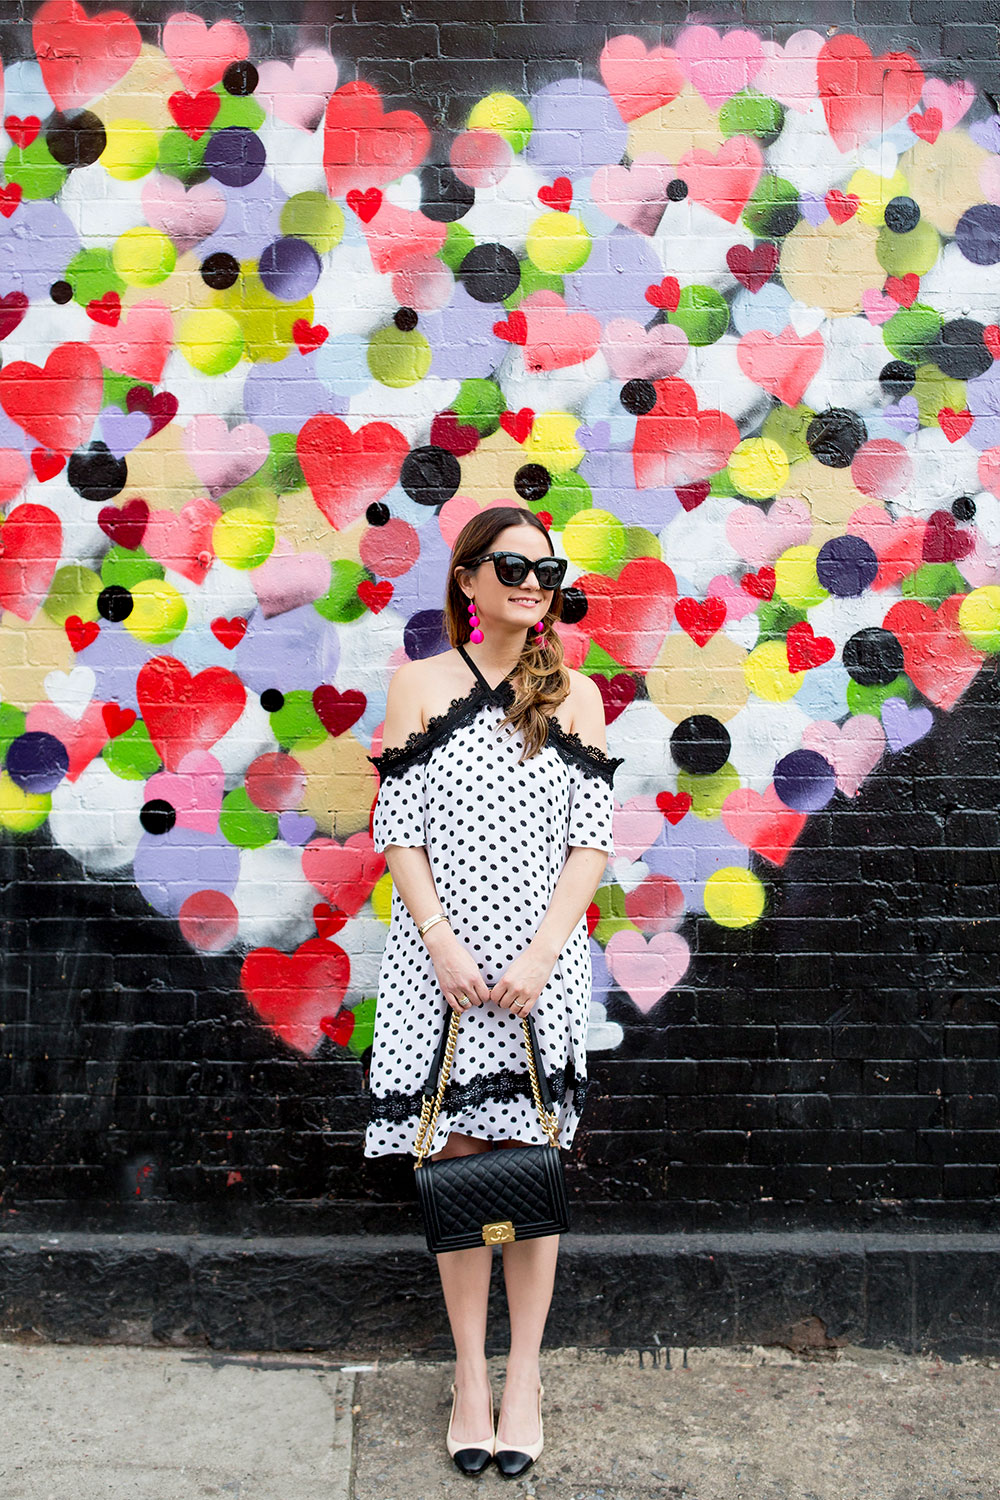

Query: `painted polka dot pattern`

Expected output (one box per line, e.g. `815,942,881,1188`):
364,669,621,1158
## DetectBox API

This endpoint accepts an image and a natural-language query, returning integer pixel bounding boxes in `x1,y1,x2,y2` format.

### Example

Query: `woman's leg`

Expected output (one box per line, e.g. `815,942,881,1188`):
496,1140,560,1446
432,1131,494,1442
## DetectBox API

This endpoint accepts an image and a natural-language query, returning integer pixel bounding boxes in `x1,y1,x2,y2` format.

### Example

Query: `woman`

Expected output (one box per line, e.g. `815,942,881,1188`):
364,505,623,1478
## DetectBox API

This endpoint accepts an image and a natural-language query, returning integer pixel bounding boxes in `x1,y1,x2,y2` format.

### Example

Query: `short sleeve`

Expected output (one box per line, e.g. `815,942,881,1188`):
369,757,427,853
567,758,619,854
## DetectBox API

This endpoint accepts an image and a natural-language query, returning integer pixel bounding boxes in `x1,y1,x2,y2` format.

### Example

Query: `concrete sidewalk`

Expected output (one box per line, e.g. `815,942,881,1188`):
3,1340,1000,1499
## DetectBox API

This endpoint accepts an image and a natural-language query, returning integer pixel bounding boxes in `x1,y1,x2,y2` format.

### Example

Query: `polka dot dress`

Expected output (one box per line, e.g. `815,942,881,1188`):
363,645,624,1159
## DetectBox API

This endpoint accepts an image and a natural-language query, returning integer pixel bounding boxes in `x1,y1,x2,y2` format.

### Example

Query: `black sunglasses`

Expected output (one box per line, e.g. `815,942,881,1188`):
470,551,568,590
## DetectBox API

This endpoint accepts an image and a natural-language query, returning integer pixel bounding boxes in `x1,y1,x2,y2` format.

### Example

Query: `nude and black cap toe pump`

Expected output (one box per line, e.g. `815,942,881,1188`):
446,1382,495,1476
493,1382,544,1479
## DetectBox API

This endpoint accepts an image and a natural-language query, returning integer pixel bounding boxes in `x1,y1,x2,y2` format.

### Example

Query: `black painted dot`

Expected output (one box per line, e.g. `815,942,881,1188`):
140,798,176,835
883,195,920,234
394,306,418,332
842,626,905,686
97,585,133,623
879,360,916,398
50,280,73,304
806,408,867,468
952,494,977,522
200,251,241,290
68,441,127,502
557,585,588,627
223,59,258,96
400,445,461,506
620,379,657,416
45,109,105,169
457,243,521,303
419,162,475,222
514,463,550,501
933,319,992,381
260,689,285,712
670,716,731,776
666,178,688,202
366,501,391,525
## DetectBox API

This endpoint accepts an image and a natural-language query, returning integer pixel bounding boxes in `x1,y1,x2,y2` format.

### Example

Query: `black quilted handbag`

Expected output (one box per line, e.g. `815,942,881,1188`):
413,1008,571,1253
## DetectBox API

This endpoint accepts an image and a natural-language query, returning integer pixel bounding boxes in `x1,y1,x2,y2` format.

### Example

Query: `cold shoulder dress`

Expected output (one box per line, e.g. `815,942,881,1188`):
363,644,624,1158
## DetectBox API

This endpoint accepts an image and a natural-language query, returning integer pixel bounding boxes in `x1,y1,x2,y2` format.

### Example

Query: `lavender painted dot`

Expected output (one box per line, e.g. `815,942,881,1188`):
133,824,240,918
204,127,266,187
815,534,879,597
526,79,627,177
257,235,321,301
955,204,1000,266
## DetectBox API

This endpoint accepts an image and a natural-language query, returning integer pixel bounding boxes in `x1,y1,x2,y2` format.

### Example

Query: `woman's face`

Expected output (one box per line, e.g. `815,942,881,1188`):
459,524,555,629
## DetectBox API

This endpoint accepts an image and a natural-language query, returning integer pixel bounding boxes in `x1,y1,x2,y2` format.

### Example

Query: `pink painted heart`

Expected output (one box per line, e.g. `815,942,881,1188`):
520,290,602,373
0,503,62,621
633,378,740,489
726,497,812,567
250,546,332,618
861,288,897,326
957,529,1000,588
323,81,430,198
602,319,688,381
297,414,409,530
605,928,690,1013
354,196,446,274
883,595,987,711
0,448,29,506
89,300,173,384
183,415,269,499
302,831,383,915
706,572,759,622
32,0,141,110
25,700,109,782
801,716,886,798
817,35,924,153
721,784,808,867
921,77,975,131
677,135,763,224
755,29,823,111
591,153,674,236
141,175,226,252
612,797,665,863
674,25,764,109
847,505,926,589
736,326,824,407
598,34,685,122
0,341,103,454
162,12,249,93
255,46,339,131
144,750,225,833
143,497,221,584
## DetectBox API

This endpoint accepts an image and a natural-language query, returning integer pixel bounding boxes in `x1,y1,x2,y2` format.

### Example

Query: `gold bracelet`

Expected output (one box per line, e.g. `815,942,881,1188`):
417,912,450,937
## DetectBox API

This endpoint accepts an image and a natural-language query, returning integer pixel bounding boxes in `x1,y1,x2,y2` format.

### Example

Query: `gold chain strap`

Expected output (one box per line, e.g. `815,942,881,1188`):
414,1011,561,1167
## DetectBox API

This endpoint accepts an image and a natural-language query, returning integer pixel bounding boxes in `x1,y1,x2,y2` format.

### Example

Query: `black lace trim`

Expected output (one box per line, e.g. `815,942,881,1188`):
367,1060,590,1127
367,676,623,787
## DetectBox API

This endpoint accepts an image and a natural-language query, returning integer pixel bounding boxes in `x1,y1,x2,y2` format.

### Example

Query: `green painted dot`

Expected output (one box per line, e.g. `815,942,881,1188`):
847,674,913,717
876,219,940,277
212,89,265,133
453,377,504,435
755,598,809,643
280,191,344,255
66,247,125,307
541,469,591,527
346,995,378,1056
104,371,150,409
719,89,785,143
5,136,67,199
157,125,209,182
707,468,738,499
266,432,306,494
883,303,942,364
677,761,740,818
269,689,327,751
0,702,27,764
367,325,432,387
101,544,164,590
42,564,102,625
902,560,968,606
761,403,815,466
102,719,162,780
314,559,368,624
912,363,965,429
667,284,728,346
742,174,800,239
504,259,563,310
439,221,475,273
219,786,278,849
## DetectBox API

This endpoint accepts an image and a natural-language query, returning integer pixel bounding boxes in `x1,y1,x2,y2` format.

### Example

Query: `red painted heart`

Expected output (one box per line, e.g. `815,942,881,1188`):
312,684,366,736
675,595,727,646
493,311,527,345
908,106,942,144
4,115,40,149
786,621,835,673
102,702,136,737
0,341,104,455
33,0,142,111
499,407,534,443
86,290,120,325
593,672,636,724
938,407,972,443
168,88,220,139
430,409,480,456
817,35,924,153
538,176,572,212
577,556,677,671
0,185,22,218
320,1009,355,1047
825,189,859,224
656,790,692,826
0,503,62,621
346,186,383,222
883,595,986,710
125,385,178,437
302,831,384,914
0,290,28,340
313,901,347,939
885,273,919,307
297,414,409,530
922,510,974,563
725,242,779,293
241,937,351,1054
31,448,64,482
98,497,149,551
323,80,429,197
65,614,99,652
740,565,776,600
675,480,710,512
645,277,680,311
358,578,393,613
136,655,246,772
210,616,248,649
292,317,329,354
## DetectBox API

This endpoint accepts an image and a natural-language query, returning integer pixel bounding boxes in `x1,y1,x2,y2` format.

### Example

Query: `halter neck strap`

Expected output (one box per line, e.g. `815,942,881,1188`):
457,642,510,695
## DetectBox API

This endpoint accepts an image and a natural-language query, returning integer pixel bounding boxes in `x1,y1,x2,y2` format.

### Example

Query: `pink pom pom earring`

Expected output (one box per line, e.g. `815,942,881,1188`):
467,597,484,644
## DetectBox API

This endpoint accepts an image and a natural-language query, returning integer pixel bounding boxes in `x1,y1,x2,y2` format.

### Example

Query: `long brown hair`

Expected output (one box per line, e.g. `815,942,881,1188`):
444,506,570,762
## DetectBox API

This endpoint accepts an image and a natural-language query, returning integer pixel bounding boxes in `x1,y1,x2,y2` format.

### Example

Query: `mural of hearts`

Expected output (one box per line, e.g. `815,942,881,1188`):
2,8,1000,1062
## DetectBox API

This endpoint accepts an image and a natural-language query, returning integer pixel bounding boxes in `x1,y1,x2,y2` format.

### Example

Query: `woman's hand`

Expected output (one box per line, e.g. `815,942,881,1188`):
424,927,492,1014
490,942,558,1017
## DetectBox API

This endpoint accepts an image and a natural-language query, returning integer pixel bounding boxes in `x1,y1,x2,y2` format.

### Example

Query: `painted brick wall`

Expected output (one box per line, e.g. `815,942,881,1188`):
2,0,1000,1240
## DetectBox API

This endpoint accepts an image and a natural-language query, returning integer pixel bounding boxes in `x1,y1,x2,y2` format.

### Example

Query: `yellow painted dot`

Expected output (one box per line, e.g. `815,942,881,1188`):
177,308,244,374
704,865,766,928
728,437,789,500
467,93,532,152
213,506,275,570
0,771,50,833
112,226,176,285
562,508,627,573
744,637,806,700
124,579,188,644
525,211,591,274
845,166,909,227
958,585,1000,653
773,545,827,609
522,411,584,472
101,118,158,180
372,869,393,920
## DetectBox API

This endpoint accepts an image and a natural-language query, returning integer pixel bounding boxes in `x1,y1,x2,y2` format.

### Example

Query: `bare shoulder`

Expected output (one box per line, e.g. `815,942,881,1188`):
560,668,606,745
386,650,468,736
